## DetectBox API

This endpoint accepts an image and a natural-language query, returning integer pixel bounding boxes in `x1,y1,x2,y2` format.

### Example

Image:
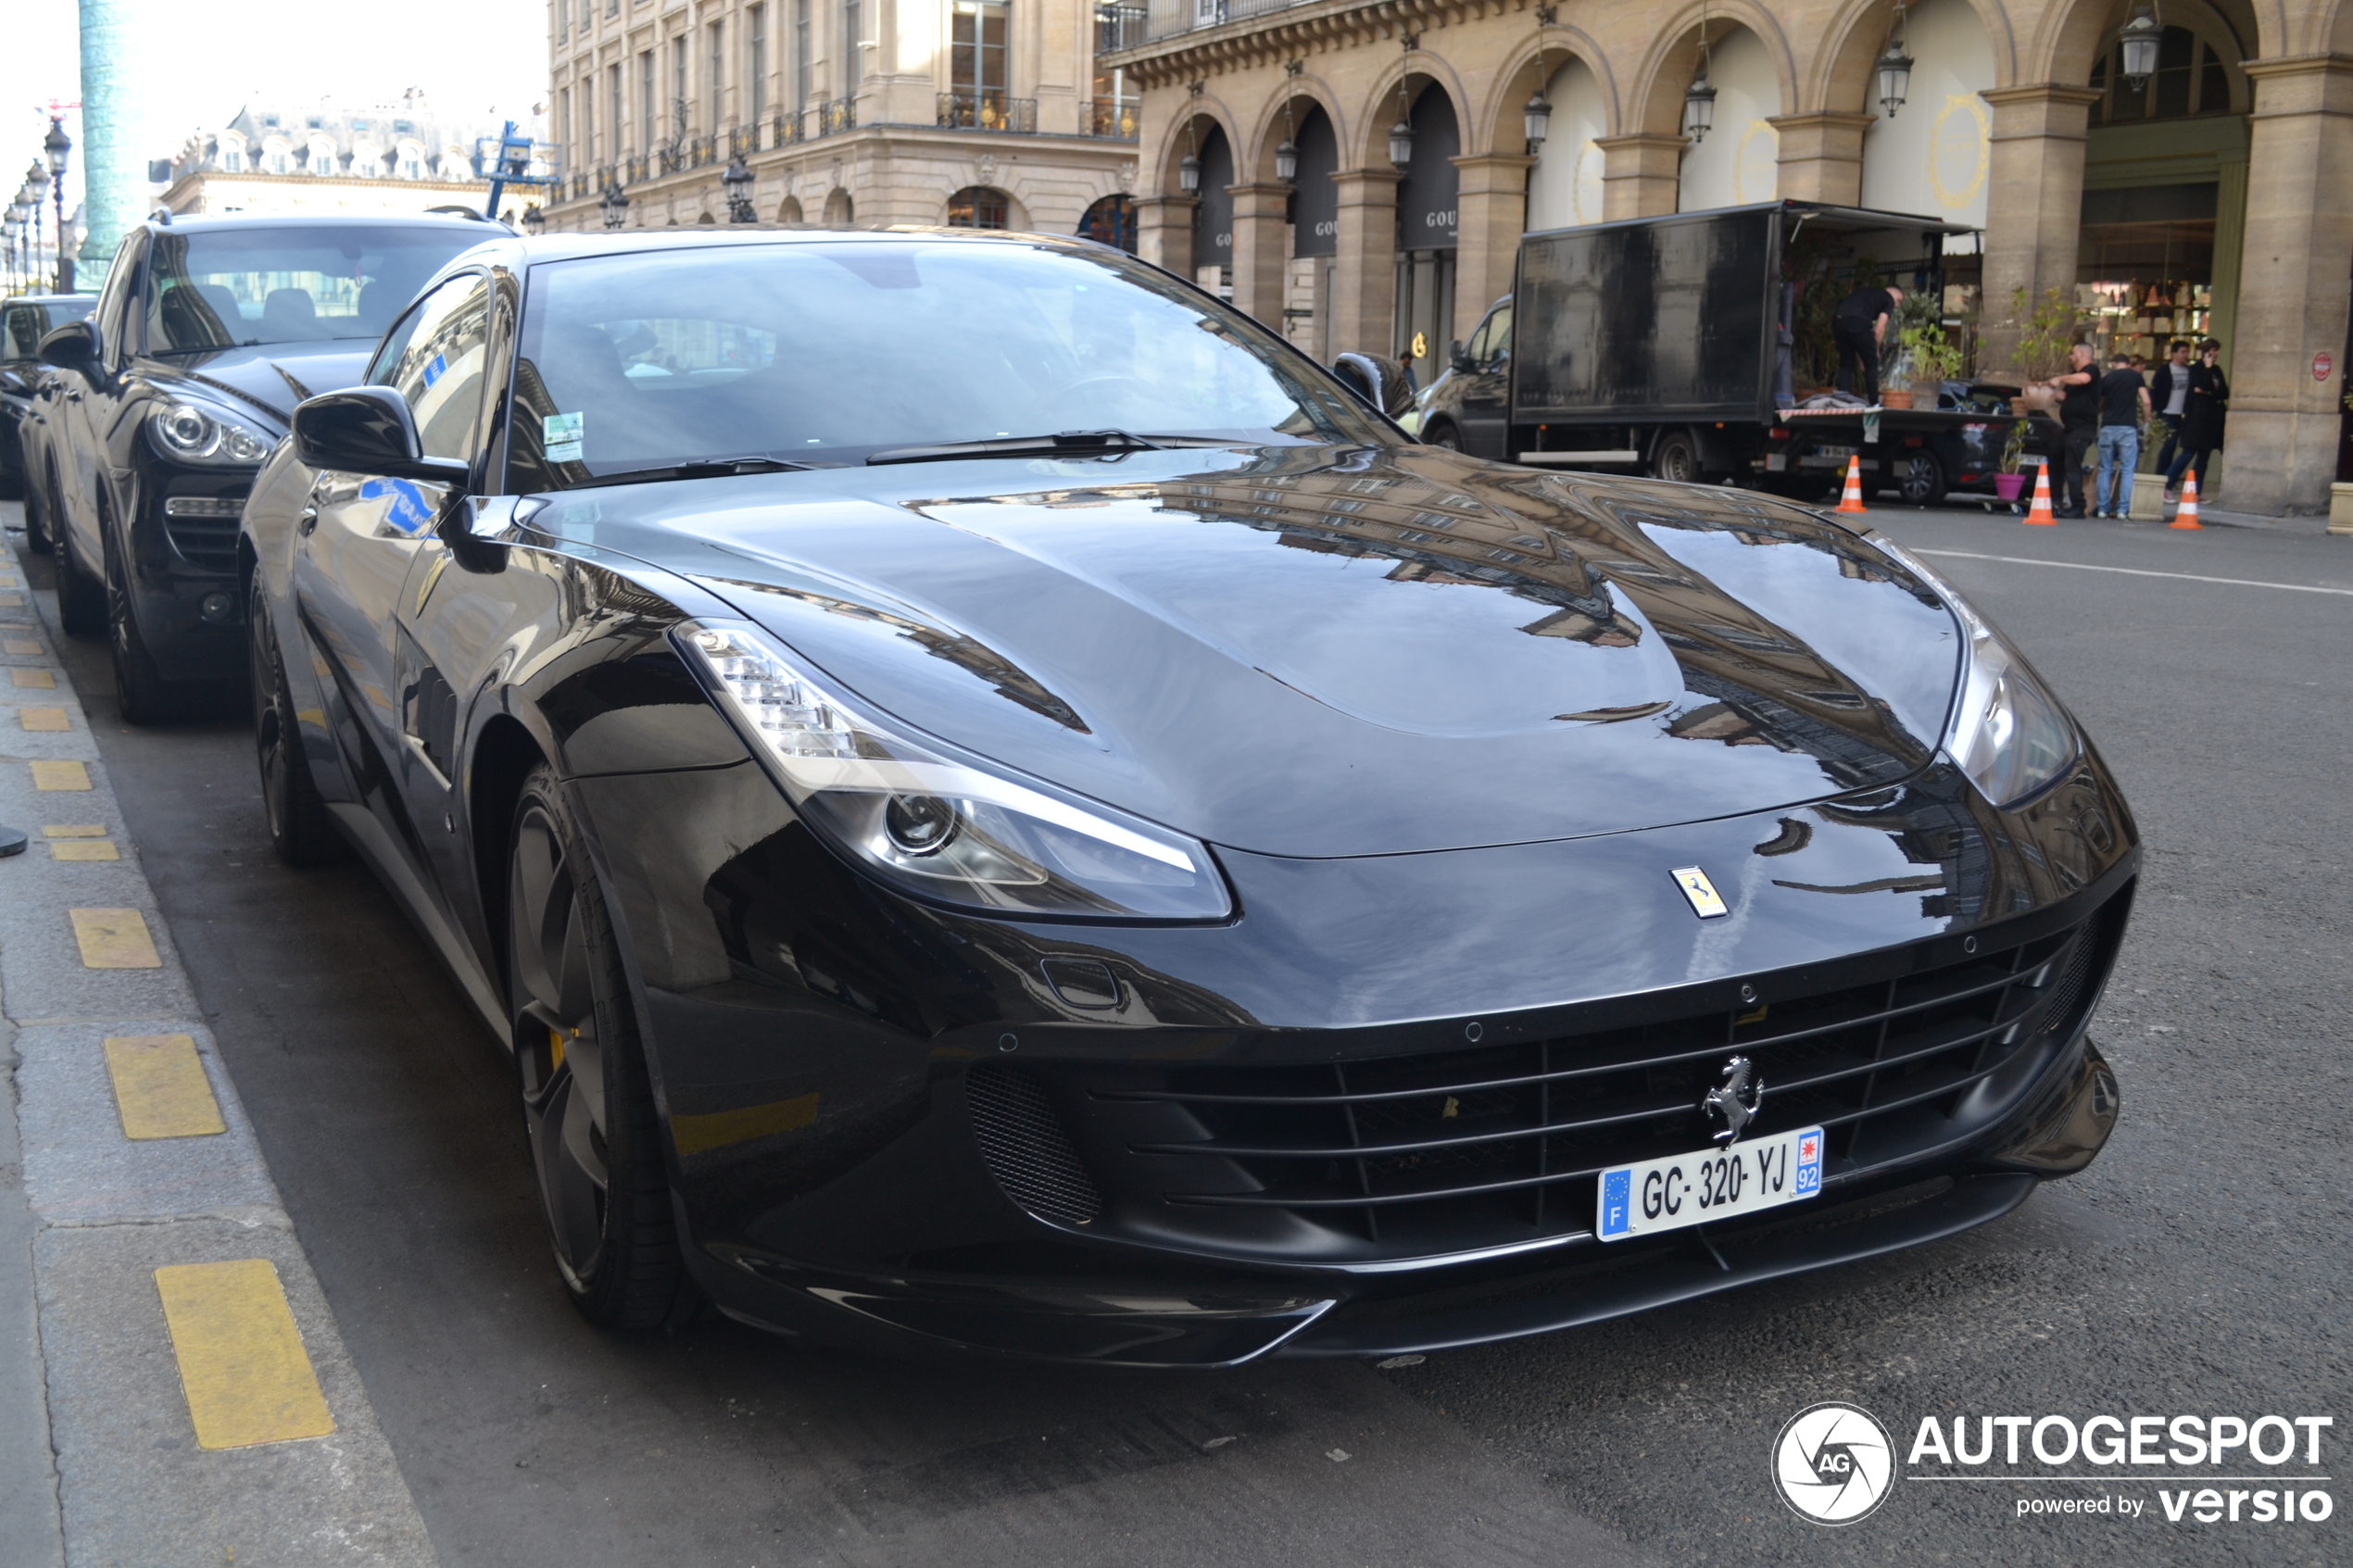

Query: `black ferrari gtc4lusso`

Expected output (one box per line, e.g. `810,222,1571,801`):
239,227,2133,1366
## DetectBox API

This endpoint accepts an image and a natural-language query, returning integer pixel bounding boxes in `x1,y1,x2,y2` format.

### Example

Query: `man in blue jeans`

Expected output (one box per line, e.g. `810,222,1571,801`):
2094,351,2152,518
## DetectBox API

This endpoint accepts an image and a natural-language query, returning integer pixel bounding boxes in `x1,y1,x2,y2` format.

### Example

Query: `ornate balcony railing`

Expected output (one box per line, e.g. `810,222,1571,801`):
816,96,857,136
623,154,648,184
938,93,1037,133
773,111,807,147
1139,0,1310,43
687,133,719,167
1083,97,1140,139
1096,2,1147,51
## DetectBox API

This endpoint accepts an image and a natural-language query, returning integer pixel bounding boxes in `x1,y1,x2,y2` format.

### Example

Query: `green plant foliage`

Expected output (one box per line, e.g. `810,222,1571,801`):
2009,286,2088,382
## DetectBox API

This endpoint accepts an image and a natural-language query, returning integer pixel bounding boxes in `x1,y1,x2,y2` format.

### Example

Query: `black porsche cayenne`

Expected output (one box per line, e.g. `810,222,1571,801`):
241,228,2133,1366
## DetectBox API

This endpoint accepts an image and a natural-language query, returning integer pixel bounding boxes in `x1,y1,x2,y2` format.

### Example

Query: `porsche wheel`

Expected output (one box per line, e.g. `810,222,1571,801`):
249,574,344,866
53,468,104,637
1895,449,1945,508
105,529,175,725
508,764,691,1329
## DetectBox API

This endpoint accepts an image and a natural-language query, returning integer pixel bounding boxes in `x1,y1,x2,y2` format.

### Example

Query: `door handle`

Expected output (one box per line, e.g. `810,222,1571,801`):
63,390,81,403
297,506,319,536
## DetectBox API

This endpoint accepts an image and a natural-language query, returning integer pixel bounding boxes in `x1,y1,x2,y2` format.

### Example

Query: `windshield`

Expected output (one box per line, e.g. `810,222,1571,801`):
145,227,481,353
3,298,94,361
505,238,1384,484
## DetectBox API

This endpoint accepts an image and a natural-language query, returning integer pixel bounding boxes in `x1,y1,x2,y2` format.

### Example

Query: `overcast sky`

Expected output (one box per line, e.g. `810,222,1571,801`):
4,2,548,220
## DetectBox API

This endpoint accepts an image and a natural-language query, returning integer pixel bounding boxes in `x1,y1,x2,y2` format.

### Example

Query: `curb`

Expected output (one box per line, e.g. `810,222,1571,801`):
0,512,437,1567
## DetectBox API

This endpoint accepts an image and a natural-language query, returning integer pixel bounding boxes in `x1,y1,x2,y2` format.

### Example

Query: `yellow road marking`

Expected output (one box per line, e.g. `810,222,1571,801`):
0,592,22,607
670,1093,820,1156
31,760,90,790
10,668,55,688
4,638,40,655
52,840,118,861
44,824,106,836
104,1035,226,1138
70,908,162,969
154,1261,335,1449
19,706,68,732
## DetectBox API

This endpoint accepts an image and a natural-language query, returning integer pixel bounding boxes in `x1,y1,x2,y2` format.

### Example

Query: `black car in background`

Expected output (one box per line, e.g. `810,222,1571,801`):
1,293,95,520
28,214,489,720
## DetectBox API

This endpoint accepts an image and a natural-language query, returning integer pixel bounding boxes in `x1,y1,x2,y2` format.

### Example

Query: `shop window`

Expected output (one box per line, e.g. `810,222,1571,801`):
2091,27,2239,124
948,186,1009,228
1078,193,1135,252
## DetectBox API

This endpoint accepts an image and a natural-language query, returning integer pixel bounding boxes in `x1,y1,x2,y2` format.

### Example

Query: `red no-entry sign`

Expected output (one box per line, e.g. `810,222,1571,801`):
2314,350,2334,381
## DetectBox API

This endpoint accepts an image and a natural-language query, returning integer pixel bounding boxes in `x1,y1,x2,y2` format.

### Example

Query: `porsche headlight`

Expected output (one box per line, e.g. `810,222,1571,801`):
148,399,274,466
1871,536,2078,809
675,621,1232,921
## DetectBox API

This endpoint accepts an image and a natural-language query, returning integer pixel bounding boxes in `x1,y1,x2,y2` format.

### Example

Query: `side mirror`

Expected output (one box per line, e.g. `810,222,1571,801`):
292,386,470,486
36,320,99,370
1449,339,1472,373
1331,352,1388,412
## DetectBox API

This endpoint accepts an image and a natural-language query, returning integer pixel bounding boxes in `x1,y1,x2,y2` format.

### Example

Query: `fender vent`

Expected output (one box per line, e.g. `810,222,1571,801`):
965,1064,1102,1227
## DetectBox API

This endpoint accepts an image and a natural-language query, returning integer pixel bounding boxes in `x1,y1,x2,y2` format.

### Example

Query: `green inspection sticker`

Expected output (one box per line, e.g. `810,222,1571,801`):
543,410,585,464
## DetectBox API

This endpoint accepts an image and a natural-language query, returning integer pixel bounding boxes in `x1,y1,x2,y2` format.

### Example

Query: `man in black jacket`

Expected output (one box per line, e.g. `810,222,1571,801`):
1832,283,1904,404
2039,344,2100,518
2149,339,2193,477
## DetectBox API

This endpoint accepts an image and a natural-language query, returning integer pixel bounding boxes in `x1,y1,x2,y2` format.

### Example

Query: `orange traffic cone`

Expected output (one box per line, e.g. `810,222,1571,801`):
2171,469,2203,529
1834,455,1867,514
2022,459,2057,525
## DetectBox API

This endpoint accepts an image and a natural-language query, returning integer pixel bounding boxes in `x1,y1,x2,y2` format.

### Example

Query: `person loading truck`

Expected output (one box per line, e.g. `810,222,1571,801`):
1832,282,1905,405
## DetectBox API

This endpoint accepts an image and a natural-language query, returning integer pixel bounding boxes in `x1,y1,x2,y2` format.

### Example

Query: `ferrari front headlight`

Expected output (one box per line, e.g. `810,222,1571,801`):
1869,535,2078,809
675,621,1232,922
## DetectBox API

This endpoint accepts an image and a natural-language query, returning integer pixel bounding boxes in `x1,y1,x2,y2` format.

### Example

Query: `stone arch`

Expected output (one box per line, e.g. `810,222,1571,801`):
1629,0,1801,138
776,194,804,223
1248,83,1344,183
1155,103,1241,196
2021,0,2280,86
1356,56,1472,169
1812,0,2018,111
823,187,853,224
696,210,716,224
1479,27,1622,155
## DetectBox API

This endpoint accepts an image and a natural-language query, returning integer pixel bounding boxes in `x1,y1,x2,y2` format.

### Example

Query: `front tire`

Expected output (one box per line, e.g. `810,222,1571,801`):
52,467,103,637
1650,430,1703,484
1422,421,1461,451
508,764,693,1330
105,529,176,725
249,573,344,866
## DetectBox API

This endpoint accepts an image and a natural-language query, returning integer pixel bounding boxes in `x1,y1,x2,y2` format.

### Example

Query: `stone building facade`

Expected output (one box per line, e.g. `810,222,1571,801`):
158,100,528,220
539,0,1146,245
1106,0,2353,513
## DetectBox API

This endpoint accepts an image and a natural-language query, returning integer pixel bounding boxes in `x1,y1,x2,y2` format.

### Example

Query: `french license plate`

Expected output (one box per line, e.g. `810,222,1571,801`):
1818,445,1857,458
1596,1127,1823,1241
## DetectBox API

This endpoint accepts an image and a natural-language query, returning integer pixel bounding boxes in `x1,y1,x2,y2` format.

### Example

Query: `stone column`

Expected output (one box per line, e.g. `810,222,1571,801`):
1594,133,1684,220
1330,168,1402,359
1976,84,2101,379
1136,194,1197,277
1453,153,1535,341
1227,182,1292,331
1768,113,1875,206
2221,54,2353,514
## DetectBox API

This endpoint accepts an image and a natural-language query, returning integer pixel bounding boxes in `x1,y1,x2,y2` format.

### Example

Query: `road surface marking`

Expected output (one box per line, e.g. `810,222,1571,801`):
103,1035,226,1139
153,1261,335,1449
70,909,161,969
44,824,107,836
0,592,21,607
1913,547,2353,596
51,840,118,861
10,668,56,688
30,760,88,790
19,705,68,732
4,638,40,655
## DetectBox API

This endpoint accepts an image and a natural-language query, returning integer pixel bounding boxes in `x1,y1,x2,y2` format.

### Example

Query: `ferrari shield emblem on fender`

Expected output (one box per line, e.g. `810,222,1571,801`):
1671,866,1730,919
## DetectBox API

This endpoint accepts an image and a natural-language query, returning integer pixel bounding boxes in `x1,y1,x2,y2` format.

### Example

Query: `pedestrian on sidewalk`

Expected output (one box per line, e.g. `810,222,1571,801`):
1832,282,1903,405
2039,344,2099,518
2095,351,2152,518
2150,338,2194,475
2165,340,2229,500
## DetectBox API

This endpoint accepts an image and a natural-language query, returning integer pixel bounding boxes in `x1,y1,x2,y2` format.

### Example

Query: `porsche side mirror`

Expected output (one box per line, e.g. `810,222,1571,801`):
292,386,470,486
1331,352,1387,412
36,320,98,370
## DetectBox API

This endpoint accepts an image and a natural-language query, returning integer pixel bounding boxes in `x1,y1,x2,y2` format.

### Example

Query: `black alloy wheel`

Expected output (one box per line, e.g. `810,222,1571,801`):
51,465,103,637
248,574,343,865
1651,431,1702,484
1895,449,1946,507
508,763,693,1329
1421,421,1462,451
103,525,175,725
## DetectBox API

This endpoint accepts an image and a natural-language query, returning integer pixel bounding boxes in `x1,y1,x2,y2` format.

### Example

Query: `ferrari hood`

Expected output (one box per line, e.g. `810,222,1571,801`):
140,341,376,426
541,445,1962,859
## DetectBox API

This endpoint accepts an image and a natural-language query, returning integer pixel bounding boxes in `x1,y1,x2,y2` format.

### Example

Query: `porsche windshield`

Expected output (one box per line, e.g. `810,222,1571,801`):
506,239,1383,483
145,227,479,352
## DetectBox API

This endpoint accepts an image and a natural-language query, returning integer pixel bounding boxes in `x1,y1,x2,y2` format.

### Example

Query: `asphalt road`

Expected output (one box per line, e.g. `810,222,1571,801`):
16,503,2351,1566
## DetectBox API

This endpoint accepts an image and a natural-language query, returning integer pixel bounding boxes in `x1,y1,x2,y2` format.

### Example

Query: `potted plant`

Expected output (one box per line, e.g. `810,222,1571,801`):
1877,291,1943,409
1994,418,2031,503
1900,321,1966,402
2008,286,2085,413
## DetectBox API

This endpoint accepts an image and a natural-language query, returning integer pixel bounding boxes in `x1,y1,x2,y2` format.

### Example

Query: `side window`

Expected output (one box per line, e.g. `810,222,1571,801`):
1464,312,1495,365
375,274,492,463
1482,305,1513,369
95,234,145,368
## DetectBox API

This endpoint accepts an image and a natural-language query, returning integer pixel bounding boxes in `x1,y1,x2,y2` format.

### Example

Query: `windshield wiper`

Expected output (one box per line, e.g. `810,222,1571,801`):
567,456,814,488
865,430,1231,466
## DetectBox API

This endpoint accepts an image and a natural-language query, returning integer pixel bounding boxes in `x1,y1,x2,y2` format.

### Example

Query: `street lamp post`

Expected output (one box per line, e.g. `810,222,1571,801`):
599,182,630,230
722,155,756,223
44,119,71,293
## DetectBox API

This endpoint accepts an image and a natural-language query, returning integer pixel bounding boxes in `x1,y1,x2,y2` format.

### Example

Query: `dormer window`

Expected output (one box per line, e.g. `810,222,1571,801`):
396,142,426,180
349,142,384,179
262,139,293,174
308,136,340,175
218,137,246,173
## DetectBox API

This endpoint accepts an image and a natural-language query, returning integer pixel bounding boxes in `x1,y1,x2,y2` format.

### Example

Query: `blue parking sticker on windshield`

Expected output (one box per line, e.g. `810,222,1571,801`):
1599,1169,1632,1238
543,410,585,465
1794,1130,1823,1198
422,351,447,388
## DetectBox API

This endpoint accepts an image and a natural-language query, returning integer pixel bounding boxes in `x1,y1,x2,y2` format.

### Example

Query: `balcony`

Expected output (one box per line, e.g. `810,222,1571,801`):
816,96,857,136
1096,2,1147,51
1083,97,1140,139
937,94,1037,133
1138,0,1311,44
